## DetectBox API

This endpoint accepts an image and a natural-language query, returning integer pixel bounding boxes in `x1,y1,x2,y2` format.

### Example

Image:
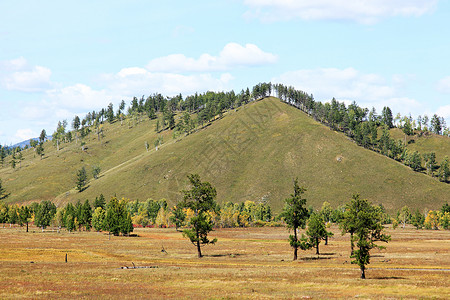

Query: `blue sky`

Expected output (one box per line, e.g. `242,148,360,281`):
1,0,450,145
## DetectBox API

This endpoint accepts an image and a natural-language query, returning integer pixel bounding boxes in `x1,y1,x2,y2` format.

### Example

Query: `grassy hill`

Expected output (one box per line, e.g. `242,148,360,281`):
1,97,449,213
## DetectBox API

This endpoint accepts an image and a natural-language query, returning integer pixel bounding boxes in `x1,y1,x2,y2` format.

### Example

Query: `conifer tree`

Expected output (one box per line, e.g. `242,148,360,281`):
76,166,88,192
281,178,309,260
180,174,218,258
341,194,390,279
0,179,9,200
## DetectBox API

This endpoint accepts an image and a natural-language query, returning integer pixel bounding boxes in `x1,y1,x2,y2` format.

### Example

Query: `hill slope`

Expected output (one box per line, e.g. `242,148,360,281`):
1,97,449,213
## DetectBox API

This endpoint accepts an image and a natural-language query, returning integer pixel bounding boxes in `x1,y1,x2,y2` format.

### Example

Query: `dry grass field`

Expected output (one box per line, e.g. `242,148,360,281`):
0,225,449,299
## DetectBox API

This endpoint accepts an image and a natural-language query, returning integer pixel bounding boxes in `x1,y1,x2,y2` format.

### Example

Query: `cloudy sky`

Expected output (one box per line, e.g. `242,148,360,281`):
1,0,450,145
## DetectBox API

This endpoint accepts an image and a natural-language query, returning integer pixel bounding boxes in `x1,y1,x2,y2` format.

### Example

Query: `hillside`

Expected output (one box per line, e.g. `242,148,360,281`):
1,97,449,213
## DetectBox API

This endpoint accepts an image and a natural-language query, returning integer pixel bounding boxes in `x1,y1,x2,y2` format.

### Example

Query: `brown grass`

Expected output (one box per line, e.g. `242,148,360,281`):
0,225,449,299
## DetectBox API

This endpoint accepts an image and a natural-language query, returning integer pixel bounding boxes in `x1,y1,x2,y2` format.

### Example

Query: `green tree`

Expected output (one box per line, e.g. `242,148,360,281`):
340,194,361,254
170,204,186,232
92,165,101,179
106,103,115,123
76,166,88,192
430,114,442,134
36,142,44,159
397,206,410,229
0,146,6,166
438,156,450,182
72,115,81,144
64,203,77,232
180,174,218,258
39,129,46,144
7,205,18,226
280,178,309,260
346,195,391,279
92,206,106,232
105,197,133,236
80,199,92,230
0,179,10,200
411,209,425,229
381,106,394,128
303,212,332,255
423,152,437,176
18,206,32,232
35,200,57,231
93,194,106,209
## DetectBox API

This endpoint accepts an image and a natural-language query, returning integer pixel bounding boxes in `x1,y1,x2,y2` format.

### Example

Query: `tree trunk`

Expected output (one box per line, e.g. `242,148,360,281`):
26,222,28,233
350,232,354,255
360,266,366,279
197,240,202,258
325,235,328,245
293,228,298,261
316,237,320,255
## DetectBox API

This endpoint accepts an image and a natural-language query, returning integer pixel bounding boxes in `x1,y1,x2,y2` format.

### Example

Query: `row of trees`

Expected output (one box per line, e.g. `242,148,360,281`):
279,178,390,279
0,196,133,236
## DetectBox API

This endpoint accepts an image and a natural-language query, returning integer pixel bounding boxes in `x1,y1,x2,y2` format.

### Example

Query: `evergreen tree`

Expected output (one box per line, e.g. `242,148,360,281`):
0,179,9,200
411,209,425,229
430,114,442,134
343,194,390,279
92,207,106,231
438,156,450,182
180,174,218,258
423,152,437,176
64,203,77,232
35,200,57,231
170,204,186,231
302,212,332,255
106,103,115,123
39,129,47,144
92,165,101,179
36,142,45,159
281,178,310,260
80,199,92,230
93,194,106,209
105,197,133,236
76,166,88,192
18,206,32,232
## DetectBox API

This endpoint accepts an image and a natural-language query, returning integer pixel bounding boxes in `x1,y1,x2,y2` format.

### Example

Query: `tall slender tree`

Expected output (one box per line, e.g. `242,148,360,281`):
180,174,218,258
281,178,309,260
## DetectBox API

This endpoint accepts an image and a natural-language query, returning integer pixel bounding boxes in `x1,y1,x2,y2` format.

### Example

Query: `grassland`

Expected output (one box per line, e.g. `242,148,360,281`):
1,97,449,213
0,225,448,299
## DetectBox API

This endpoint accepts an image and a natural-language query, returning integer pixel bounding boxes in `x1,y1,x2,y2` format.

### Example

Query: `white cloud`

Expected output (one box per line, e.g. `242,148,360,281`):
104,68,234,97
14,128,36,142
274,67,395,102
146,42,277,72
45,84,115,111
243,0,438,24
273,67,428,119
0,57,52,92
436,76,450,93
437,105,450,119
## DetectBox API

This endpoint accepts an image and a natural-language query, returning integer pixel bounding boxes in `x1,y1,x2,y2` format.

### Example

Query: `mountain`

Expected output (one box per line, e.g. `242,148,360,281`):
1,97,448,213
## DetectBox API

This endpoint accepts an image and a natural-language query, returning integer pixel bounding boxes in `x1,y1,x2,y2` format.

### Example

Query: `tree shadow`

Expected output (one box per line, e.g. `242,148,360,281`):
301,256,332,261
78,185,90,193
205,253,244,258
320,252,335,256
372,276,405,280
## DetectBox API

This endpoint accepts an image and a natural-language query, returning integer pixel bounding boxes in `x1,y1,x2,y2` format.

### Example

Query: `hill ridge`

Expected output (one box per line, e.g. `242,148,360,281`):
1,97,449,213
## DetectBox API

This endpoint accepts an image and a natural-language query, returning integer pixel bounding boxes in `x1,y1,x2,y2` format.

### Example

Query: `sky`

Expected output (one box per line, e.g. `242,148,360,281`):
1,0,450,145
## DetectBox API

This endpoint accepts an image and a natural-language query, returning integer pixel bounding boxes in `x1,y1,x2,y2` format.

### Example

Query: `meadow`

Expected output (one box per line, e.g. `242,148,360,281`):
0,225,448,299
